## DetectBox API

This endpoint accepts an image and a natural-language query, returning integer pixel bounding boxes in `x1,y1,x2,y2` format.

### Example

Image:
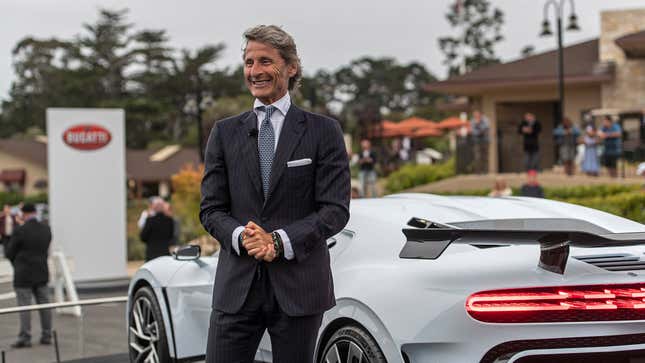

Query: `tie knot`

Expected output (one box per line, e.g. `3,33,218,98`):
258,105,276,120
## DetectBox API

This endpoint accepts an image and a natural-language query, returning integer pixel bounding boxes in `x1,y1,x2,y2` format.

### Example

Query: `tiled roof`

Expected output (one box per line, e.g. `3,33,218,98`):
0,138,200,181
427,39,612,94
615,30,645,58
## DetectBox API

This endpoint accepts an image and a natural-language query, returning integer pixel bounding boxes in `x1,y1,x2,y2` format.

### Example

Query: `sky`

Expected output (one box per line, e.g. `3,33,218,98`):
2,0,645,102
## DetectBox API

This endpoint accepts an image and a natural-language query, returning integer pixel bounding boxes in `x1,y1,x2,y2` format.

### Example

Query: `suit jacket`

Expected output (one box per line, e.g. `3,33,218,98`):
5,219,52,288
140,213,175,261
200,104,350,316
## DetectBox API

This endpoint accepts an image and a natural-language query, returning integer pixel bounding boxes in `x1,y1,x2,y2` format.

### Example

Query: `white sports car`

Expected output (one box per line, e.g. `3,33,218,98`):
127,194,645,363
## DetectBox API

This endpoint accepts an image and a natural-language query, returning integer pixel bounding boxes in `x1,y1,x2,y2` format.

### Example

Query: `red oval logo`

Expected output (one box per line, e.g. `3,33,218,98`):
62,124,112,151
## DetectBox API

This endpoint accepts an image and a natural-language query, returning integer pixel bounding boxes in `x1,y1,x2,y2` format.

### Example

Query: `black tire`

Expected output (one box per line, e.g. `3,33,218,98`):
128,286,171,363
320,325,387,363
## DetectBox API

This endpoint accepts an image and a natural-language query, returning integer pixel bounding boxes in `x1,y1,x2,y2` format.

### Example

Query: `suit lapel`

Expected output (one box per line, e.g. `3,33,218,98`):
239,111,263,196
266,105,306,202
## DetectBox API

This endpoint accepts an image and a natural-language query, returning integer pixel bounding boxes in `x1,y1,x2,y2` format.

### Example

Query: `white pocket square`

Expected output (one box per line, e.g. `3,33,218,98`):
287,158,312,167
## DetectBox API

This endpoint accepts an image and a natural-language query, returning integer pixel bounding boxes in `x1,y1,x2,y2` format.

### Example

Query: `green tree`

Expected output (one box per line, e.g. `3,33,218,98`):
332,57,439,136
438,0,504,76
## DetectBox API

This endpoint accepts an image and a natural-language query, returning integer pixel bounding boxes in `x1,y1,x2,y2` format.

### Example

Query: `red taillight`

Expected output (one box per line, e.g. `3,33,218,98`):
466,283,645,323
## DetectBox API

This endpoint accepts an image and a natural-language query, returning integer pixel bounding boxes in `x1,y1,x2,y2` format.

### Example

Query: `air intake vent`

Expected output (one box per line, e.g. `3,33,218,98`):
574,253,645,272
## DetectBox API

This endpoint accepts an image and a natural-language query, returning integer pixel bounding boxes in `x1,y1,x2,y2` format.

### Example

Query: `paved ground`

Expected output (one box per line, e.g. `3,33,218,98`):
0,251,131,363
0,287,129,363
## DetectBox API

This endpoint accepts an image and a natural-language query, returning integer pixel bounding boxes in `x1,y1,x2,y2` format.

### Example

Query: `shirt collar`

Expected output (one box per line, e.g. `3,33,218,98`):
253,92,291,116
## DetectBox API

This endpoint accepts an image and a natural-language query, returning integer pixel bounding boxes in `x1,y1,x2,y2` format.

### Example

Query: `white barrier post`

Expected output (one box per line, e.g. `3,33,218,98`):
52,251,82,317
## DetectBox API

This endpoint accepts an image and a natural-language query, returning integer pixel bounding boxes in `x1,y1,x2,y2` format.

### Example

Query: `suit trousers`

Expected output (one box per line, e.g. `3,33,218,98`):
205,264,323,363
15,284,52,342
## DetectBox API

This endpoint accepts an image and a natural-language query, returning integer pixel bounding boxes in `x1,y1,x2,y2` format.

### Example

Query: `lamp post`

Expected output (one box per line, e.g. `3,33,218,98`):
540,0,580,126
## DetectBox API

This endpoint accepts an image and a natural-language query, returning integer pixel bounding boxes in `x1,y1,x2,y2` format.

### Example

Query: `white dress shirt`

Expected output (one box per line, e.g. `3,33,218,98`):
231,92,294,260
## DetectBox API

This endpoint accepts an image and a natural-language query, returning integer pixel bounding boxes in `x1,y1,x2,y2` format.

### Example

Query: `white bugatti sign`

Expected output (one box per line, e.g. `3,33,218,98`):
47,108,127,282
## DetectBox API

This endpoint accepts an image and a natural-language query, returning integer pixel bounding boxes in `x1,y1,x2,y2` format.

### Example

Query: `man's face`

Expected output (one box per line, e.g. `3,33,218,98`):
603,117,612,128
243,40,296,105
361,140,371,150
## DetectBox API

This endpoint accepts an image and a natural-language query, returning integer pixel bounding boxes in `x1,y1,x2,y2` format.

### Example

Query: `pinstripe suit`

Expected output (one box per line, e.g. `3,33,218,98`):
200,103,350,362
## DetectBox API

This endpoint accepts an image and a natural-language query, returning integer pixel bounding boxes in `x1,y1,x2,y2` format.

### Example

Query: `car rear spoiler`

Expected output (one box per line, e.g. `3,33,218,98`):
400,220,645,274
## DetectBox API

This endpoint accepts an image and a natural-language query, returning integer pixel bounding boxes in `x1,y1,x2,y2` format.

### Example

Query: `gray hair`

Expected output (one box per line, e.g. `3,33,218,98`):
243,25,302,90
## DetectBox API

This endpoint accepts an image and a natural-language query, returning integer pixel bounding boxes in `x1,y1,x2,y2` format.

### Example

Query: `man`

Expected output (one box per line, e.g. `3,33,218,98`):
139,199,175,261
358,139,378,197
470,110,490,174
553,117,581,176
137,196,162,229
5,203,52,348
520,169,545,198
518,112,542,171
200,25,350,363
0,204,16,253
598,115,622,178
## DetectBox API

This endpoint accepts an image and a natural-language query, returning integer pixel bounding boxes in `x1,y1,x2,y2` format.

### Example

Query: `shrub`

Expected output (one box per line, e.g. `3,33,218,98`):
171,164,208,243
551,191,645,224
435,184,644,224
0,192,48,206
385,159,455,194
126,199,147,261
545,184,640,200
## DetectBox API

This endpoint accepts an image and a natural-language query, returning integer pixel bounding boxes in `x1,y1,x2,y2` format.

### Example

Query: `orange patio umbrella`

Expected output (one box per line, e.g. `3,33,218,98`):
438,116,469,130
396,117,438,131
410,127,443,138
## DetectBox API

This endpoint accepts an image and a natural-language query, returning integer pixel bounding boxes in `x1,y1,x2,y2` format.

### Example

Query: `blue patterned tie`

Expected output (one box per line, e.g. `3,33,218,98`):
258,105,275,199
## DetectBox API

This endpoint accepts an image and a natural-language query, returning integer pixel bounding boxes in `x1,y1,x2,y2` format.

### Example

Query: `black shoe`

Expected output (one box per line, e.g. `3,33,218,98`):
11,340,31,348
40,337,52,345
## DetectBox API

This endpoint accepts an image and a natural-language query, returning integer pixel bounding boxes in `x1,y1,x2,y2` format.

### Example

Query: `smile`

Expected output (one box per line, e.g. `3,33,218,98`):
251,80,271,87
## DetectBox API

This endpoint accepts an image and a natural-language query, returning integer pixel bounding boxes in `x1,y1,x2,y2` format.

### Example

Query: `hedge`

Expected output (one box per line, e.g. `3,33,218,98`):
385,159,455,194
0,192,48,206
435,185,644,224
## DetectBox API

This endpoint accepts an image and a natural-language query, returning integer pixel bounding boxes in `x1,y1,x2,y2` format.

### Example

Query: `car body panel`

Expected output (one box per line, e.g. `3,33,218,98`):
128,195,645,362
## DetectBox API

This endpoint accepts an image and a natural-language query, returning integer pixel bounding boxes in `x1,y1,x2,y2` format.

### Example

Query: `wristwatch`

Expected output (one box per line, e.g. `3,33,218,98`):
271,231,284,258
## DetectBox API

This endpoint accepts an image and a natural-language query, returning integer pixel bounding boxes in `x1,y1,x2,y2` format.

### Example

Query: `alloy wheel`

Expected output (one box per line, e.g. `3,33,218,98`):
324,339,370,363
129,296,160,363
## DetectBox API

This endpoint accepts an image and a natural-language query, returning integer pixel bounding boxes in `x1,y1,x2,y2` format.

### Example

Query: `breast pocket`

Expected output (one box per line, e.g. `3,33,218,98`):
283,163,315,198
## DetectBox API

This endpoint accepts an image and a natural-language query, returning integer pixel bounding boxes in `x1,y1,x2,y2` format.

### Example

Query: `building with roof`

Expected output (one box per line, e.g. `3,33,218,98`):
427,8,645,173
0,138,200,198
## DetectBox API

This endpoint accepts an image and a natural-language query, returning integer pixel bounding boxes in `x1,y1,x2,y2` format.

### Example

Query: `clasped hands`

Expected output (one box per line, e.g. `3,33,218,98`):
241,221,277,262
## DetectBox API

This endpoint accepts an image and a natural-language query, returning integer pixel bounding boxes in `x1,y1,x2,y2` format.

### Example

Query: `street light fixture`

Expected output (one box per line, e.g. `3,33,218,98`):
540,0,580,128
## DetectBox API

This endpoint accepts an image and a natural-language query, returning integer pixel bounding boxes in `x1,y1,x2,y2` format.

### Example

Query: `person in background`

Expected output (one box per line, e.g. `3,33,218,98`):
553,117,581,176
358,139,378,197
470,110,490,174
488,177,512,197
0,204,17,252
581,124,600,177
140,199,174,261
137,196,162,229
163,201,181,247
598,115,622,178
5,203,52,348
520,169,544,198
518,112,542,171
637,162,645,190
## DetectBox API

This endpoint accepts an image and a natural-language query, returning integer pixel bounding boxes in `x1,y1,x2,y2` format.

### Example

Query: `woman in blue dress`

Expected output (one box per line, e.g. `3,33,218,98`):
581,124,600,176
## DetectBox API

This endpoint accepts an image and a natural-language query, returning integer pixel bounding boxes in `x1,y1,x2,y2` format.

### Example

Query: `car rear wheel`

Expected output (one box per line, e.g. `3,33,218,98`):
320,325,386,363
128,287,171,363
